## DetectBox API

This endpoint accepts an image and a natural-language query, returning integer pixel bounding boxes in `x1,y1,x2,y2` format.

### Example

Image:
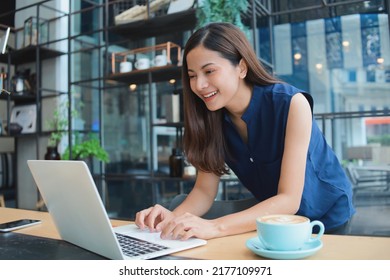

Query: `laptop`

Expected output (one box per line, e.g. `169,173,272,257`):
27,160,206,260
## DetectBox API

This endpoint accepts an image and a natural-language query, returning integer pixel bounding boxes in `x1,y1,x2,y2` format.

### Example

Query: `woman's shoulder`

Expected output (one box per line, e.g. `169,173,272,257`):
256,82,305,94
254,83,313,111
253,83,306,100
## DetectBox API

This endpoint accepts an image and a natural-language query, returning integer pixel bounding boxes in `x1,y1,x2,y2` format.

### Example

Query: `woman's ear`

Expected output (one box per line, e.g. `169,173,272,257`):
238,59,248,79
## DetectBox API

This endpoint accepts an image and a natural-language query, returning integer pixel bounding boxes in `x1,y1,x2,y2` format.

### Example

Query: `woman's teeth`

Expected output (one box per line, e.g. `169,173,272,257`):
205,91,217,98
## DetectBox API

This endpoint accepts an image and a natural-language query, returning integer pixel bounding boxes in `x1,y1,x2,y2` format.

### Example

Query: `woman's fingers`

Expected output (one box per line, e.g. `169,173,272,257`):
134,207,153,229
135,204,169,231
160,213,200,240
138,209,216,240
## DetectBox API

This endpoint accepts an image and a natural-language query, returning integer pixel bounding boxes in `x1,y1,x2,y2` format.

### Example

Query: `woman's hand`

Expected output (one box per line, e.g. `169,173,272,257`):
135,204,176,232
160,213,220,240
136,205,219,240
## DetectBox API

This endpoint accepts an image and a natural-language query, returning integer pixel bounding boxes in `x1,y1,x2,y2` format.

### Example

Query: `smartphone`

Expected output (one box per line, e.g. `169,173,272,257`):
0,219,42,232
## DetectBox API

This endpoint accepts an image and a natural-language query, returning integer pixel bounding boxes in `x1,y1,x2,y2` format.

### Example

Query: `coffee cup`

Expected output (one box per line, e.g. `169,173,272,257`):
256,214,325,251
135,58,150,70
154,54,167,67
119,61,132,73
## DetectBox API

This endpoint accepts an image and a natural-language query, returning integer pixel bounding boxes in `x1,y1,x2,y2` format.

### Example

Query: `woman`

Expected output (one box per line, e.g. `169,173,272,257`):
135,22,355,240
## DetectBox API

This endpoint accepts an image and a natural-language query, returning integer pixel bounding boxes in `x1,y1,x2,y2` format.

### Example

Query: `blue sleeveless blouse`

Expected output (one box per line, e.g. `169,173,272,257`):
223,83,355,230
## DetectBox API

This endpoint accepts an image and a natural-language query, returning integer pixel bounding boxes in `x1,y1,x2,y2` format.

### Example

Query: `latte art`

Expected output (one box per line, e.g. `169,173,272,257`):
260,215,307,225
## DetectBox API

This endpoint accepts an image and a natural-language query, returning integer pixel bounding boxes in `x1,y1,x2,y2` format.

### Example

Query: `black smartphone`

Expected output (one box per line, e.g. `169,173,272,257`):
0,219,42,232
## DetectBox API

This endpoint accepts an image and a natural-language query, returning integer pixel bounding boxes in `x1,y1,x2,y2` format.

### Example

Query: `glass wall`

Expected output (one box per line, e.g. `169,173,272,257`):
273,14,389,113
260,1,390,165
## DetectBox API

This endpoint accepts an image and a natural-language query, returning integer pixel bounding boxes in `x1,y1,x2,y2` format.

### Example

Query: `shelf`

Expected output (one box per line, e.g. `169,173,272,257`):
0,135,14,139
0,94,36,103
0,46,65,64
111,41,182,73
152,122,184,128
109,9,197,40
106,65,182,84
1,132,37,138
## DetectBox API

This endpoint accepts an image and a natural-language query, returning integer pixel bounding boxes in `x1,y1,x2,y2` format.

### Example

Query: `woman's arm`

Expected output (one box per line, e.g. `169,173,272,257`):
172,170,220,217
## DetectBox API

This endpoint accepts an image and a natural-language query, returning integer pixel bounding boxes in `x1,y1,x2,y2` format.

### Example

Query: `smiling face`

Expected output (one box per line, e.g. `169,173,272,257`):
186,45,251,114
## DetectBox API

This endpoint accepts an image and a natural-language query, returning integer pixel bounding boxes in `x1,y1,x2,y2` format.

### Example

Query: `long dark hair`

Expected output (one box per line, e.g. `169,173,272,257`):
182,22,279,176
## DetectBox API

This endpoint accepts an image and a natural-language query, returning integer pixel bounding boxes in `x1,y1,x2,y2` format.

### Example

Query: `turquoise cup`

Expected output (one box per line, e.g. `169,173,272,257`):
256,214,325,251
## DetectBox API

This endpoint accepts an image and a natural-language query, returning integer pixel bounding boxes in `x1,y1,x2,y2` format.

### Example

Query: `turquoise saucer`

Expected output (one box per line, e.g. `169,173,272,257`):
246,237,323,260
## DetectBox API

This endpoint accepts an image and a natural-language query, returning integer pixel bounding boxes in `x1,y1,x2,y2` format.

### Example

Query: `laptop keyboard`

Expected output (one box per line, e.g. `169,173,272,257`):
115,233,169,257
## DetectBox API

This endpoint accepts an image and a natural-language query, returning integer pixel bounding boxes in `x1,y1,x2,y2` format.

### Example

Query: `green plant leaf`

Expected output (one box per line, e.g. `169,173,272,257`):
62,136,109,163
196,0,248,32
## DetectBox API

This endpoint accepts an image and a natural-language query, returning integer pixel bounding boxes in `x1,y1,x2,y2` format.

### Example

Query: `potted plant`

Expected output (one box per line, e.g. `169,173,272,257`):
46,101,109,163
45,102,69,160
195,0,248,31
61,133,109,163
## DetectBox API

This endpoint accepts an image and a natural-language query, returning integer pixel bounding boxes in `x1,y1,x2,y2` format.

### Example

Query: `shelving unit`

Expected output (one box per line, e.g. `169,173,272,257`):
0,1,69,209
64,0,199,217
107,14,192,173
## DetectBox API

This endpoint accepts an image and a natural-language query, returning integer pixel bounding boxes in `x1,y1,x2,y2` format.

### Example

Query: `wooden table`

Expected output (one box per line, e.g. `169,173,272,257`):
1,207,389,260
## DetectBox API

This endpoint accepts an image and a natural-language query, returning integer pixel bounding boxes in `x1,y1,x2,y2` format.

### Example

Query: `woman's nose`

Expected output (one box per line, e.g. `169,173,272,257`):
195,75,208,91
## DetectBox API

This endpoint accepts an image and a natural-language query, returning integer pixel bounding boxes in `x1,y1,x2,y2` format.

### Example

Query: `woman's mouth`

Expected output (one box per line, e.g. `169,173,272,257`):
204,90,218,99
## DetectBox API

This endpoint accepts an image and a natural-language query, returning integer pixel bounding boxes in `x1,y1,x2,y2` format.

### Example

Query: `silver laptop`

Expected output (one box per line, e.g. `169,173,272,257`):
27,160,206,260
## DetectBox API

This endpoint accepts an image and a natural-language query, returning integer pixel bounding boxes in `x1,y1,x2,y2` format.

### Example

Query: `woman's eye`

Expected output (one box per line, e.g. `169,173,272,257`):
205,69,214,74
